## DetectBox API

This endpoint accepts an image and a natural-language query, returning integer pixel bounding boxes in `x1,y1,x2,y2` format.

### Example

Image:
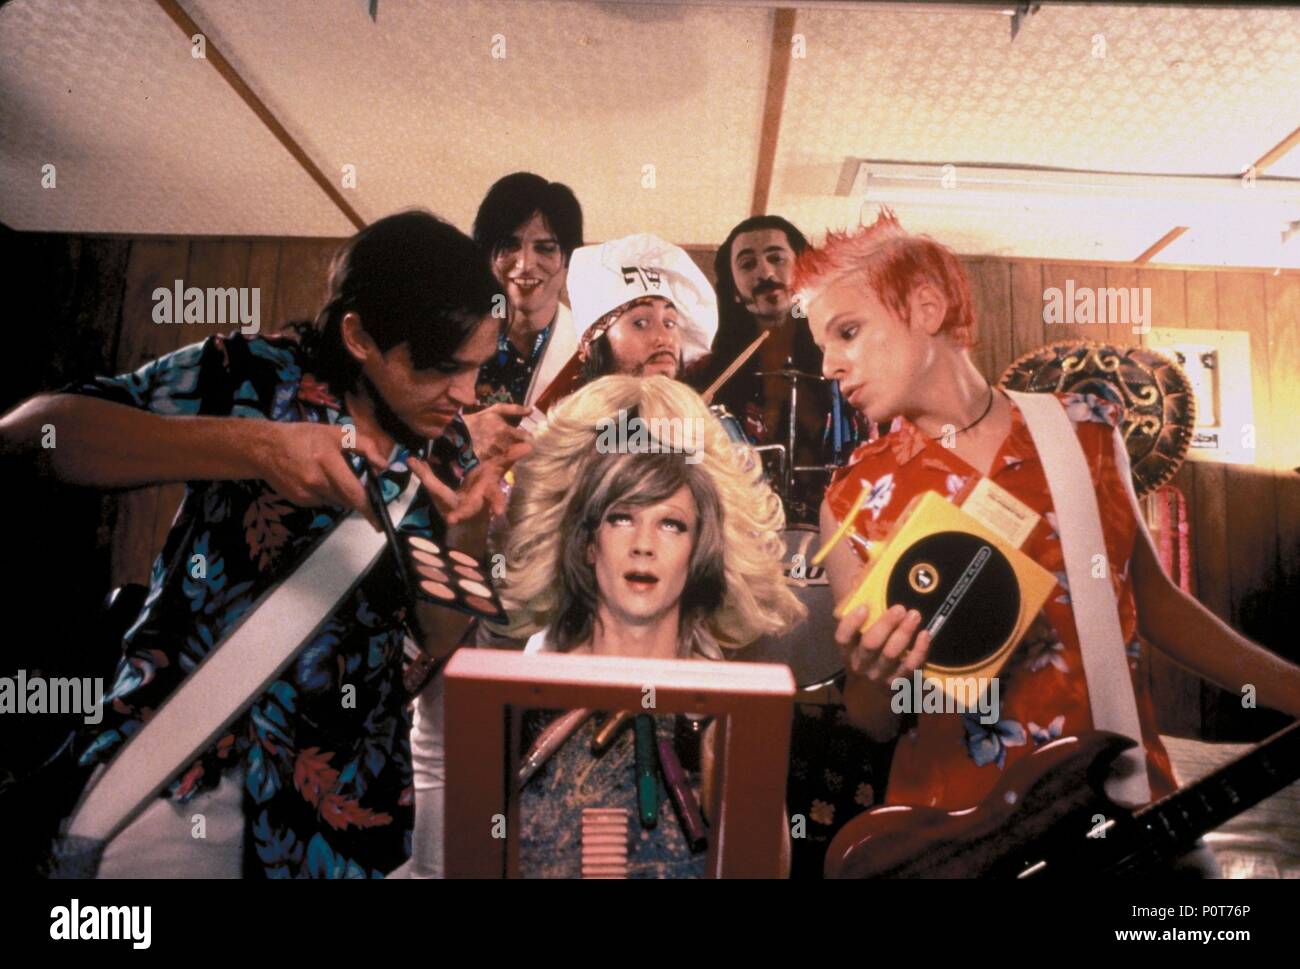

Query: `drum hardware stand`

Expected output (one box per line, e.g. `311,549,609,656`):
756,359,832,501
752,444,786,500
786,363,799,499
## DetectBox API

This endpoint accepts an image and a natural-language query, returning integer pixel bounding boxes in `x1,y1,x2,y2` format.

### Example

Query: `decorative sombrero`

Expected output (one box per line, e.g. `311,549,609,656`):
999,341,1196,498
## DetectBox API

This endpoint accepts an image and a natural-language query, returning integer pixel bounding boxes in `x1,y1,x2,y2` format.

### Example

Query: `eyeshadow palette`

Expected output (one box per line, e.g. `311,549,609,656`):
404,535,508,622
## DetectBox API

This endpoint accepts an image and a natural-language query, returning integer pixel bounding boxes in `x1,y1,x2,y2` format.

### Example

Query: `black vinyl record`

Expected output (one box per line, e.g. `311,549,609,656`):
885,531,1020,669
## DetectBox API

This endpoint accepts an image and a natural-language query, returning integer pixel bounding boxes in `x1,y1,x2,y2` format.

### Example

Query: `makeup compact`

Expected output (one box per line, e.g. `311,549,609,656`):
361,467,509,625
404,535,508,622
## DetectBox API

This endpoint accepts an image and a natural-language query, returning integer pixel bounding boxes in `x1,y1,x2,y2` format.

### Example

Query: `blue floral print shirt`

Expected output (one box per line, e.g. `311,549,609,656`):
68,331,466,878
475,318,553,408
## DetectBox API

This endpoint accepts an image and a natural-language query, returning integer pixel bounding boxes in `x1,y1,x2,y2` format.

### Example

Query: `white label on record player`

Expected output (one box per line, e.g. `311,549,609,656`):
961,477,1040,549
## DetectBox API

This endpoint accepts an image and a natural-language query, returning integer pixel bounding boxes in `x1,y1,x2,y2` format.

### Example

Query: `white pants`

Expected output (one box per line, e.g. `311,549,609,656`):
96,766,246,878
388,675,446,878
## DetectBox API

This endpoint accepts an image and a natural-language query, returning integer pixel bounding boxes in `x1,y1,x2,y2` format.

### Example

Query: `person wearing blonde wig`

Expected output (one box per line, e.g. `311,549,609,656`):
498,374,802,655
393,375,803,877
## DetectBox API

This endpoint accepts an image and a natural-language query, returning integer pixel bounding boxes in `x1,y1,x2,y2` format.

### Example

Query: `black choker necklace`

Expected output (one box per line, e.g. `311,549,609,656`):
929,383,995,440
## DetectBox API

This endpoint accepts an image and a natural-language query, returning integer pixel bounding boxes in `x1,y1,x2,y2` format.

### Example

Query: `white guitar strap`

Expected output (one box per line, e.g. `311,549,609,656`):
1006,391,1152,807
65,476,421,847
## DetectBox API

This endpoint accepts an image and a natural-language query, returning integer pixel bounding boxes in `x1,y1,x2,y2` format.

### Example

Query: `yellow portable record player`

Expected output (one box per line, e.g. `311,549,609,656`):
816,489,1057,693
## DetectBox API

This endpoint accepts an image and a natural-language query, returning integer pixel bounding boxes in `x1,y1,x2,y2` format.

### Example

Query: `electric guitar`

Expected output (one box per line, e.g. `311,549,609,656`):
825,720,1300,878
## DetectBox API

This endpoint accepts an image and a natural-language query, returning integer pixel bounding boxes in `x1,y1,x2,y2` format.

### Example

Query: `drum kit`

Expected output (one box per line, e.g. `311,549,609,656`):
710,361,851,694
709,361,844,518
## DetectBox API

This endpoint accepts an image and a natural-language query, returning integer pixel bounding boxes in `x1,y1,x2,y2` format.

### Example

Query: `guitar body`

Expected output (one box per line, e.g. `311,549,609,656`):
825,731,1136,878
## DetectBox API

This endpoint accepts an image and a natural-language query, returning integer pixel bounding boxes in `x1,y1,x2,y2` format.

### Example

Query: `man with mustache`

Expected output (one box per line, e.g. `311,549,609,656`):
708,215,859,522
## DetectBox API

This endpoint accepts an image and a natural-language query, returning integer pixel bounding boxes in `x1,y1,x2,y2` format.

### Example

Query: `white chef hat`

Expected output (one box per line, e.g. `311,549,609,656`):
567,232,718,365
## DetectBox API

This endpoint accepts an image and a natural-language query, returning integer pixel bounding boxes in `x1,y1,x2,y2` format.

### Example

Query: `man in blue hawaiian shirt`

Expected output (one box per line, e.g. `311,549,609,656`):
0,210,529,878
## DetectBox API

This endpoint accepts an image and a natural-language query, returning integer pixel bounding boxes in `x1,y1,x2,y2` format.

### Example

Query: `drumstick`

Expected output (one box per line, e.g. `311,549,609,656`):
702,330,770,404
811,479,873,569
815,480,888,633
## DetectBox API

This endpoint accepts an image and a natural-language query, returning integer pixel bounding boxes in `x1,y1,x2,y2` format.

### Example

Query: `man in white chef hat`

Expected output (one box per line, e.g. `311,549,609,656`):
572,232,718,382
533,234,717,411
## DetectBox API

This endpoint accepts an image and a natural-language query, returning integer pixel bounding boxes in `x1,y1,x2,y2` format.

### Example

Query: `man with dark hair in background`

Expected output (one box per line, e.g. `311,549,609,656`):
461,172,584,459
709,215,859,523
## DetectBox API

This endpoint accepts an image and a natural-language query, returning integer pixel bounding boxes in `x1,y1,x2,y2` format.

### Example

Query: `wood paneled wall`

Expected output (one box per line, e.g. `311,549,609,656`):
104,237,339,593
3,231,342,669
10,229,1299,739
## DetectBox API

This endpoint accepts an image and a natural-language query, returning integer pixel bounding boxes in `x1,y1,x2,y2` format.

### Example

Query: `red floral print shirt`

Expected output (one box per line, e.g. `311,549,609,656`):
825,391,1177,810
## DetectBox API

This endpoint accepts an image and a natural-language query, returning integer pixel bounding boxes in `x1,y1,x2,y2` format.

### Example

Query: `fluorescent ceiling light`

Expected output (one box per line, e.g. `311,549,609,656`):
845,161,1300,208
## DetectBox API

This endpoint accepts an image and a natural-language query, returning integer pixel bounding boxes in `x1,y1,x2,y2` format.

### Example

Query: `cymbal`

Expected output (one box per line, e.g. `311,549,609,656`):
755,367,827,381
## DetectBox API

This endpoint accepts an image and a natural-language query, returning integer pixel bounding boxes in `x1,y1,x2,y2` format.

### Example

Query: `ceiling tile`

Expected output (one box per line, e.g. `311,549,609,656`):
0,0,354,235
185,0,771,243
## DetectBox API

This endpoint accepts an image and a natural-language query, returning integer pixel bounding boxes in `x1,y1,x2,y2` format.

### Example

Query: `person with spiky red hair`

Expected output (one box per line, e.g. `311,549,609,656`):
801,210,1300,869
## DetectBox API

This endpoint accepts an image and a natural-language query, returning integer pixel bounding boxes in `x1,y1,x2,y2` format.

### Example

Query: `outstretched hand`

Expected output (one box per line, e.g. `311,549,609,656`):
407,438,532,525
463,402,533,464
256,422,390,529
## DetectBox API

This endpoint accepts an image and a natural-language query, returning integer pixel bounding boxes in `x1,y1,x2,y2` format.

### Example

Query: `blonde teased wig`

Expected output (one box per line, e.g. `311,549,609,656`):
494,375,805,654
